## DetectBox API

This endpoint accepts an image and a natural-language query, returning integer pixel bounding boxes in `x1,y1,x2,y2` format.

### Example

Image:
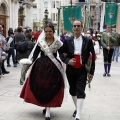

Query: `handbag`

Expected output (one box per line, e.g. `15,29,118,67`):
19,58,32,65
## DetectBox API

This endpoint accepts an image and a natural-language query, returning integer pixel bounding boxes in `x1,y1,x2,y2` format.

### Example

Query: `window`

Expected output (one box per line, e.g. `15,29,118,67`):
52,13,55,21
33,4,37,8
52,1,61,8
52,13,58,21
56,13,58,21
56,1,61,7
52,1,55,8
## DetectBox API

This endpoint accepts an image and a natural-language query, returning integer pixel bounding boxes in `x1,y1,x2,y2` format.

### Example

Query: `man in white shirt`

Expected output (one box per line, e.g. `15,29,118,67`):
60,20,95,120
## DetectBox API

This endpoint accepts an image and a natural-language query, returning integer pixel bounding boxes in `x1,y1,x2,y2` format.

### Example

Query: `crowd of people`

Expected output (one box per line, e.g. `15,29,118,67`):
0,25,41,78
0,21,120,120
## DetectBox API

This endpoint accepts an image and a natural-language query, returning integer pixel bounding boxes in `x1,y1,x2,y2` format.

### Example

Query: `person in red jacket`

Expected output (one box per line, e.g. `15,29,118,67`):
35,30,42,42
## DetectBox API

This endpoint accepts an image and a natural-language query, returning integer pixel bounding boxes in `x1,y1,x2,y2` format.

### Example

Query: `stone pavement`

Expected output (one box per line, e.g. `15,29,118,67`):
0,50,120,120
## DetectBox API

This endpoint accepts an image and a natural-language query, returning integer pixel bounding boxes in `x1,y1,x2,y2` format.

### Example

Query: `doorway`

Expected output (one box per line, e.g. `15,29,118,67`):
0,15,6,37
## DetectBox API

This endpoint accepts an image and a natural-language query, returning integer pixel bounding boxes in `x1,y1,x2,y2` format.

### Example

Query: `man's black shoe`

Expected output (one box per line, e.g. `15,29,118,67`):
14,64,17,67
103,72,106,77
2,71,10,74
73,110,76,117
45,117,50,120
107,73,111,77
7,64,11,67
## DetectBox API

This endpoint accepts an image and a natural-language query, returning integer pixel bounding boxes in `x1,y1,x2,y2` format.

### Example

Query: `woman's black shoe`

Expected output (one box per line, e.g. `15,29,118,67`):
73,110,76,117
76,118,79,120
43,108,46,114
45,117,50,120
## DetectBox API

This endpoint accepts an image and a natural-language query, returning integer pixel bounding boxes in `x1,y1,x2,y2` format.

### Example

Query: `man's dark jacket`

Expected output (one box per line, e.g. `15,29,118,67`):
59,36,95,75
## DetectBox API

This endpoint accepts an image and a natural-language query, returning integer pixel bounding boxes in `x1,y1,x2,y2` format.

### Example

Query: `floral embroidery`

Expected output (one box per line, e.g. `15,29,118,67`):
38,37,63,55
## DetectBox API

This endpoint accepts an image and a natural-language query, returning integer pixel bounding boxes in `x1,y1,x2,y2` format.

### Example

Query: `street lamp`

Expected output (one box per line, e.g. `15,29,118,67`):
44,0,49,25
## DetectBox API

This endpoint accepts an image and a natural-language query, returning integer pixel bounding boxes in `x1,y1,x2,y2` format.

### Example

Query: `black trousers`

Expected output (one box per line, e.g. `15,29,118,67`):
103,48,114,63
1,60,6,72
66,66,87,99
0,62,2,75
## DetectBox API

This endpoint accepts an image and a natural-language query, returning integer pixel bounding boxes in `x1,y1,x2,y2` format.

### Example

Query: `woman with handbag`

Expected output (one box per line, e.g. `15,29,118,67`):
20,23,64,120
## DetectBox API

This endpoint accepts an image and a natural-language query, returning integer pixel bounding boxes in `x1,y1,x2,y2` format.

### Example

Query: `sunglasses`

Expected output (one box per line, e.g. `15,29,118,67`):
73,25,81,28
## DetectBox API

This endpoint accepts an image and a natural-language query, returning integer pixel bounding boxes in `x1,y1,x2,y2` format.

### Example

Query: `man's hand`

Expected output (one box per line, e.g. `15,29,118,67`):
106,46,110,50
87,74,93,82
68,58,76,66
109,33,112,38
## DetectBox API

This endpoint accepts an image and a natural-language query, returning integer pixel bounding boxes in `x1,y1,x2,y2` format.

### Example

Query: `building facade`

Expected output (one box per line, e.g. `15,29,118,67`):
0,0,35,37
33,0,103,31
1,0,119,37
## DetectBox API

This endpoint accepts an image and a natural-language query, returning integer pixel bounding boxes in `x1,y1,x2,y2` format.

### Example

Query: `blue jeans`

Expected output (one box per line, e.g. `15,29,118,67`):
7,48,16,65
112,46,119,61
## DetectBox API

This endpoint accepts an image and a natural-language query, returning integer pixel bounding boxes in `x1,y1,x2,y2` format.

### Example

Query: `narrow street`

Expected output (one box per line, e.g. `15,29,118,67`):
0,50,120,120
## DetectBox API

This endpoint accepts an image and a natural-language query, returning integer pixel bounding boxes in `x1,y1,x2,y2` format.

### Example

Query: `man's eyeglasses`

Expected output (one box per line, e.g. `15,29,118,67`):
73,25,81,28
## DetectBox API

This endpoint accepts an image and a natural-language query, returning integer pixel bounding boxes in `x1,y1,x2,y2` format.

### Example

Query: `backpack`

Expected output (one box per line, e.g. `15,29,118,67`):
6,36,10,42
16,40,28,53
6,36,15,48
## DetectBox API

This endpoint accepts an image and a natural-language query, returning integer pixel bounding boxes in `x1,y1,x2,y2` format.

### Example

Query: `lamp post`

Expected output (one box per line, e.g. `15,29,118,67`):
44,1,49,26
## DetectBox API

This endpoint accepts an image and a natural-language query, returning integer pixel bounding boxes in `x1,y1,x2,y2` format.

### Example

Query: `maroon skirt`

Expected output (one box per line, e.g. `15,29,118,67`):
20,56,64,107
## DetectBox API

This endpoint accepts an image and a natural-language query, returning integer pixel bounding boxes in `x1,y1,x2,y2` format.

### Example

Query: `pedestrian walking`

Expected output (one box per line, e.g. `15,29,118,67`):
59,20,95,120
112,33,120,62
14,26,25,64
101,25,118,77
20,23,64,120
6,31,17,67
19,33,35,85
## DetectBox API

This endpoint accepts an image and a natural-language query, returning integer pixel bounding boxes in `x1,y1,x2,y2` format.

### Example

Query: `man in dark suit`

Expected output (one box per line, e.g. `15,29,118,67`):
60,20,95,120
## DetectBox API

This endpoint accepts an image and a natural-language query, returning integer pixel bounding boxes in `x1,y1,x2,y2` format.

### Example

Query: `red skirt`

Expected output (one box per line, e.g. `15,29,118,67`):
20,56,64,107
20,76,64,107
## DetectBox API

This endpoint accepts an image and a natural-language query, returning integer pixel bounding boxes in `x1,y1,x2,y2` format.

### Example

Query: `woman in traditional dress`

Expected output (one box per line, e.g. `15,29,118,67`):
20,23,64,120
